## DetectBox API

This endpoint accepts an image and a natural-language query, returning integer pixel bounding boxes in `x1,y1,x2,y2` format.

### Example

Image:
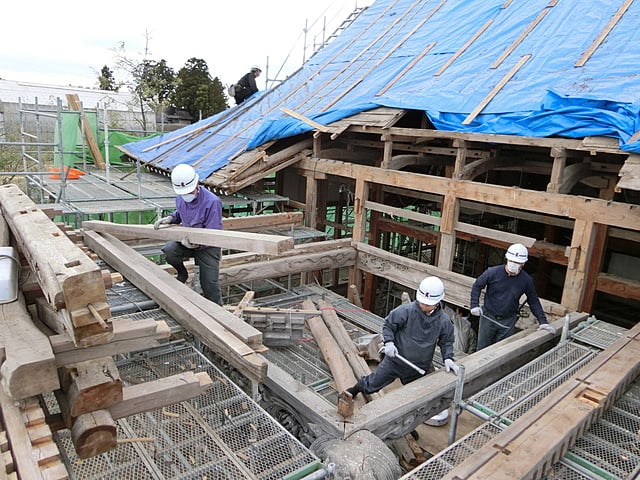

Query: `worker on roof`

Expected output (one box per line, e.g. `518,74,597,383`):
470,243,556,350
153,163,223,305
232,66,262,105
345,276,459,401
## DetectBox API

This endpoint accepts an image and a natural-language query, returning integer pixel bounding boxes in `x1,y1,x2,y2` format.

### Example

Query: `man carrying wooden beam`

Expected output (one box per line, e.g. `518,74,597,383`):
154,164,223,304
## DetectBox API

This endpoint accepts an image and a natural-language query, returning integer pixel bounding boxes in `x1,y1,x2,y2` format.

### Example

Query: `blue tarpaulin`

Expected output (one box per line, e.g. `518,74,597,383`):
120,0,640,181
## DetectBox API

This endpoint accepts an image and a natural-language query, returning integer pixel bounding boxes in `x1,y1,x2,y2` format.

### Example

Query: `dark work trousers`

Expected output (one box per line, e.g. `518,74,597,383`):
476,312,517,350
162,241,222,305
356,356,432,394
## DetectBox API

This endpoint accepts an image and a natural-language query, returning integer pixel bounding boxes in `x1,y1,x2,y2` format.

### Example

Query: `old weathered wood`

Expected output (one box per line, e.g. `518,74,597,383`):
315,300,372,381
442,323,640,480
233,291,255,318
71,410,116,459
303,300,365,414
219,247,357,286
50,317,170,366
108,371,212,420
60,358,123,417
0,390,43,479
222,211,303,231
0,184,112,347
0,294,58,400
82,220,295,255
82,230,267,382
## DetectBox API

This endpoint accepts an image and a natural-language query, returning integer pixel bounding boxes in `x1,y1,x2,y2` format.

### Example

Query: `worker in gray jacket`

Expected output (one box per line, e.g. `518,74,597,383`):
470,243,556,350
345,276,459,399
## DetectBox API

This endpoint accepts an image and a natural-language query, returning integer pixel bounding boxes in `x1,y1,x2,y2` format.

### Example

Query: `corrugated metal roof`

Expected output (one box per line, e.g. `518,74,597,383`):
0,79,138,111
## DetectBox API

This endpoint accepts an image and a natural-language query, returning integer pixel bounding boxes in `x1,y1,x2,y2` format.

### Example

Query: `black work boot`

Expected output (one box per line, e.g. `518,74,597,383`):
345,384,361,399
175,267,188,284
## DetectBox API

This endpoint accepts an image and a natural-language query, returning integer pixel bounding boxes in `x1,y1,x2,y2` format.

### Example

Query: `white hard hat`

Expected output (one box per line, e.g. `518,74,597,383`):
171,164,199,195
251,65,262,72
416,276,445,305
505,243,528,263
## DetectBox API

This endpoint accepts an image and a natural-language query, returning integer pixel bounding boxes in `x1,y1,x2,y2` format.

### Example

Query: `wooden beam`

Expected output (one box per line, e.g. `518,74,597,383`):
50,317,171,366
297,158,640,231
0,294,59,400
82,220,295,256
219,247,356,286
82,230,267,382
596,273,640,301
280,107,330,133
221,211,303,231
0,390,45,479
0,185,112,347
60,357,123,418
108,371,212,420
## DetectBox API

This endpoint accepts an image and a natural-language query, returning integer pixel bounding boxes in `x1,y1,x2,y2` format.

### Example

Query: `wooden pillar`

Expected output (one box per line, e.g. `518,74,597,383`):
453,139,468,179
562,220,604,311
380,136,393,169
437,195,459,270
547,147,567,193
349,178,369,302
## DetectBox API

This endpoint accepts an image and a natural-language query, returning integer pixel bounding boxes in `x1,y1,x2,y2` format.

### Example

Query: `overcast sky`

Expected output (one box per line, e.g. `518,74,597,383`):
1,0,373,90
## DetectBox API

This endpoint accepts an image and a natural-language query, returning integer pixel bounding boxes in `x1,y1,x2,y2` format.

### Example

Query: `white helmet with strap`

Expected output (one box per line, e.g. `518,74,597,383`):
171,164,199,195
416,276,445,305
505,243,528,263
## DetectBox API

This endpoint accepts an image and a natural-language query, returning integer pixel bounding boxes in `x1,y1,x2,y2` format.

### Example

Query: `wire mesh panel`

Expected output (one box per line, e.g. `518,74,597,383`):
571,319,628,350
52,343,320,480
469,342,596,417
400,423,503,479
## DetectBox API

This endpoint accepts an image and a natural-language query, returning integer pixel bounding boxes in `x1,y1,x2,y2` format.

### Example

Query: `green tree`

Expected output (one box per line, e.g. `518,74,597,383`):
173,58,228,119
133,59,176,131
98,65,118,91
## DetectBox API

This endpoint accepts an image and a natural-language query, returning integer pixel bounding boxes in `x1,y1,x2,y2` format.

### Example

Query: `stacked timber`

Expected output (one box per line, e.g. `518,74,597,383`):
0,184,214,462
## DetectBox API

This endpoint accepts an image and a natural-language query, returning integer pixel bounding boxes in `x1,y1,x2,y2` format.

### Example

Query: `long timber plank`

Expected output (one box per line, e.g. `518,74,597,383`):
82,230,267,382
82,220,295,255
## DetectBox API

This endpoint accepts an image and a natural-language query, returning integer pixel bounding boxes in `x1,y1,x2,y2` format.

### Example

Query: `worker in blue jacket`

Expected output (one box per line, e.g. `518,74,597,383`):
345,276,459,399
153,164,223,305
470,243,556,350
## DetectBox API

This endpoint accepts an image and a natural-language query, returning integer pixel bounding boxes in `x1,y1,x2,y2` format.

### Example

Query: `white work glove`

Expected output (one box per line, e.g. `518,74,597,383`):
470,306,482,316
181,236,197,249
538,323,556,334
444,358,460,375
153,215,173,230
383,342,398,358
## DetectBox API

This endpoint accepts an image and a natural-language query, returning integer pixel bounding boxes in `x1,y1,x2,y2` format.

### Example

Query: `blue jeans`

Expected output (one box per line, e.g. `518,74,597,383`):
162,241,222,305
476,311,517,350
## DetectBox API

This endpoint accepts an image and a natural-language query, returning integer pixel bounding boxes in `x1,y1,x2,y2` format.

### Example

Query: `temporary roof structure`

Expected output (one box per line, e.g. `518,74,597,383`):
119,0,640,193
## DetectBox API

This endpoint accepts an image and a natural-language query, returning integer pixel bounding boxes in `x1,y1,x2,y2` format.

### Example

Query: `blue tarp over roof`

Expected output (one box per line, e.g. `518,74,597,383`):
120,0,640,182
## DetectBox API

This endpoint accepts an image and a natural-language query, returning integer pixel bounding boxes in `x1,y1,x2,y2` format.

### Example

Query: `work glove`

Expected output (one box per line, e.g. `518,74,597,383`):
153,215,173,230
444,358,460,375
382,342,398,358
181,236,197,249
538,323,556,334
470,306,482,317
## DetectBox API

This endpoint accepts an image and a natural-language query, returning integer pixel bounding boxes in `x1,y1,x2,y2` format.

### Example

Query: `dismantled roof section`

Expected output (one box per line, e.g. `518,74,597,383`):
119,0,640,191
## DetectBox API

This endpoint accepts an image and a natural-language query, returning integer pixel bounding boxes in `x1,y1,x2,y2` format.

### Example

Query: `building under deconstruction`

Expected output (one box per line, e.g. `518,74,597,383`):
0,0,639,479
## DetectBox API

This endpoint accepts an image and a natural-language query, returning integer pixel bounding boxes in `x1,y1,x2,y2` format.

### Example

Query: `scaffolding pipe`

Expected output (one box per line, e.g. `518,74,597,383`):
448,364,466,445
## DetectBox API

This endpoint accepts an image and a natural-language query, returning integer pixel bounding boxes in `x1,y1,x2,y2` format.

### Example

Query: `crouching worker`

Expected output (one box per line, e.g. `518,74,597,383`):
345,276,459,400
153,163,223,305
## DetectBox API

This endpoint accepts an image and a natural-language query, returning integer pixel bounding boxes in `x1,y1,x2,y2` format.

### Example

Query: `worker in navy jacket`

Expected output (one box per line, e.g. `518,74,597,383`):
154,164,223,305
470,243,556,350
345,276,458,399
